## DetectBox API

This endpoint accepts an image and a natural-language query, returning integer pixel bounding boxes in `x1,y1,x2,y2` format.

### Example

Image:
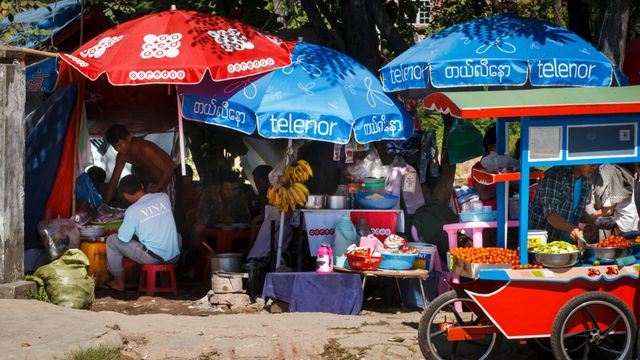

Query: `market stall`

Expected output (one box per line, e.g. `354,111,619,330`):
418,85,640,360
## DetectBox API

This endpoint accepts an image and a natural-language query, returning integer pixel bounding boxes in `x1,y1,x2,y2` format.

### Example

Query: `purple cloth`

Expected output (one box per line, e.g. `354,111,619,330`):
263,272,363,315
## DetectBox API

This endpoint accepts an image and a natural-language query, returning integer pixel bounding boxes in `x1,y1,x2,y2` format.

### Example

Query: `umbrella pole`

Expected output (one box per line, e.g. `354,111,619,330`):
175,92,186,176
275,138,293,268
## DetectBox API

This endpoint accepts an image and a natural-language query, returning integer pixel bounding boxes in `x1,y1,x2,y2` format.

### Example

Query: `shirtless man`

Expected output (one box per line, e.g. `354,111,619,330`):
104,124,176,205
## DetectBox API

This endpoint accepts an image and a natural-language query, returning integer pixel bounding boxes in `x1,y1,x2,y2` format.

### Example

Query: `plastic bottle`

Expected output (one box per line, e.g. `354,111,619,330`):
333,215,358,267
356,218,371,237
316,243,334,273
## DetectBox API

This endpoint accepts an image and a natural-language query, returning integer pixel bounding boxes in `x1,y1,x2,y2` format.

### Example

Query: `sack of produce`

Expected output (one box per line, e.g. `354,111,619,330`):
26,249,95,309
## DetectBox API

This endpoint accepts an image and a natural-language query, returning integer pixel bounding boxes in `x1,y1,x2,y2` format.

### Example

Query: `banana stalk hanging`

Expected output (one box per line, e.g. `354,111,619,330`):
267,160,313,212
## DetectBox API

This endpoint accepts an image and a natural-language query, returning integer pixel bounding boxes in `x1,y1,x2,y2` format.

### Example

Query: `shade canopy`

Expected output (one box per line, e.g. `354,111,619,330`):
178,42,414,144
381,13,621,92
423,86,640,119
58,9,294,85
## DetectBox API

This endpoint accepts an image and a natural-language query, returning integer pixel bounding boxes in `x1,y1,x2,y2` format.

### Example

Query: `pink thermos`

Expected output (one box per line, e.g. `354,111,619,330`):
316,243,334,273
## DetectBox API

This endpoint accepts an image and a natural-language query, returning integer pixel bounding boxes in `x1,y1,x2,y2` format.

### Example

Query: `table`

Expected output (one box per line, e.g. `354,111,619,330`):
443,220,520,250
301,209,402,256
334,267,430,309
262,272,363,315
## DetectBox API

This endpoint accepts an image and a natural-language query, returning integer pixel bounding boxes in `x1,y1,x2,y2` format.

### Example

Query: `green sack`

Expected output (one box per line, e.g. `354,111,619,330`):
28,249,95,309
446,119,484,164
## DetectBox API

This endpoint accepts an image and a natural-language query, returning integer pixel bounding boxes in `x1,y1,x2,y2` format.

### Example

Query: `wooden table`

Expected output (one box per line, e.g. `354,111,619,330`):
334,266,430,309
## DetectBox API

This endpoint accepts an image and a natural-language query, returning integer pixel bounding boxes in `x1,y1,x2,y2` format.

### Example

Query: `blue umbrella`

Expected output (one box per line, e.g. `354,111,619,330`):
380,13,625,92
178,41,414,144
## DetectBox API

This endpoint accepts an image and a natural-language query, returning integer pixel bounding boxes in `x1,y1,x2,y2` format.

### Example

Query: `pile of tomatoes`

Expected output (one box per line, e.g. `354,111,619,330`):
451,247,519,265
596,235,632,248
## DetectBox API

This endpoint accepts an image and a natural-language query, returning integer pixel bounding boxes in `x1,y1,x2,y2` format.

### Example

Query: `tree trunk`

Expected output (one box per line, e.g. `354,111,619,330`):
364,0,410,55
553,0,563,26
595,0,631,69
430,115,456,206
341,0,379,73
300,0,341,49
567,0,592,43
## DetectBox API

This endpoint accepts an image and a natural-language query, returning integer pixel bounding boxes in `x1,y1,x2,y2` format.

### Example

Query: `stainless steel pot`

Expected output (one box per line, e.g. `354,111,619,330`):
210,253,244,273
305,194,326,209
327,195,347,209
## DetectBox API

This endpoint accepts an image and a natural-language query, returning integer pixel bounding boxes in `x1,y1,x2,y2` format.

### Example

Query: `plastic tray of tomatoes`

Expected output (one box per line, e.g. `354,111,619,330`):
346,253,383,270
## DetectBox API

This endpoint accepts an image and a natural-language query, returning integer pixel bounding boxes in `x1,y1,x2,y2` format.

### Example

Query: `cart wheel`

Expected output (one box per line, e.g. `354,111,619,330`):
550,292,636,360
418,290,500,360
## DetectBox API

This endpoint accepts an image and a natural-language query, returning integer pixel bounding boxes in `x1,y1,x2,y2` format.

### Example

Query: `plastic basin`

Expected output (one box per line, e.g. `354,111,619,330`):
379,253,418,270
459,210,496,222
357,192,399,210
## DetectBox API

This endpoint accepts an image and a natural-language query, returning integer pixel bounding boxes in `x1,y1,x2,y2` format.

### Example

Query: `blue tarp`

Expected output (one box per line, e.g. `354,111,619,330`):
0,0,83,48
24,84,78,249
26,57,59,92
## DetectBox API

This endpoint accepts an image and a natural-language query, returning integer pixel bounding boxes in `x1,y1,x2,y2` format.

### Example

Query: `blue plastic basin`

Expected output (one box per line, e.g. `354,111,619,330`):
357,192,399,210
459,210,496,222
379,253,418,270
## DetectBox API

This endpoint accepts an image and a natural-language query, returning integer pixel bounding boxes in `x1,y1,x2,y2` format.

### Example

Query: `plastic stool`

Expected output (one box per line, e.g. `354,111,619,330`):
138,264,178,296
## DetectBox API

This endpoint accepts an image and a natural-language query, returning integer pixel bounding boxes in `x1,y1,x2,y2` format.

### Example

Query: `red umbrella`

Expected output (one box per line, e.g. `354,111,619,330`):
624,38,640,85
58,9,295,85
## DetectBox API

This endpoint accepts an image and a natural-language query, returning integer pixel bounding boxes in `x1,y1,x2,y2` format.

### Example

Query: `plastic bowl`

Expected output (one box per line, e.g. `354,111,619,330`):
357,192,399,210
459,210,496,222
91,219,123,233
379,253,418,270
346,253,383,270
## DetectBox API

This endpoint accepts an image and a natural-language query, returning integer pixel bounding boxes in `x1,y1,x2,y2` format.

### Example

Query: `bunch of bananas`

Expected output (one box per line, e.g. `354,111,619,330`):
284,160,313,183
267,182,309,212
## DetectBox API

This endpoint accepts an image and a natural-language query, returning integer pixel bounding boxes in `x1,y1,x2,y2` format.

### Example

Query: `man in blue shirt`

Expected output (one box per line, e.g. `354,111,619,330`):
105,175,181,292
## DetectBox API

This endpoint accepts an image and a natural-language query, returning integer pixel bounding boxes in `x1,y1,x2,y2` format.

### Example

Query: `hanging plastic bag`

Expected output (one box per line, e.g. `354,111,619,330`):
25,249,95,309
446,119,484,164
347,147,388,180
480,151,520,173
38,218,80,260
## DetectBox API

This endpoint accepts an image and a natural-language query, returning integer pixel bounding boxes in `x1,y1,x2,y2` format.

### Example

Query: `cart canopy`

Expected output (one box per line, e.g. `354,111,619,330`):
424,85,640,119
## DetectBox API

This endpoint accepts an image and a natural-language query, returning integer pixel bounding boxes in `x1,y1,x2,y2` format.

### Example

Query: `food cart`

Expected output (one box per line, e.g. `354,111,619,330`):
418,85,640,360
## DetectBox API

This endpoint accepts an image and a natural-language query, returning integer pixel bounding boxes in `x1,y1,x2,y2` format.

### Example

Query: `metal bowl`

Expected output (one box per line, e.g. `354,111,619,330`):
529,251,580,268
305,194,326,209
327,195,347,209
583,246,632,262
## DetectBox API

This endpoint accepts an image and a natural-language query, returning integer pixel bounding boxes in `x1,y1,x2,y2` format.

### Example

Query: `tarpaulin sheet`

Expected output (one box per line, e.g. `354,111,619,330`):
24,84,77,249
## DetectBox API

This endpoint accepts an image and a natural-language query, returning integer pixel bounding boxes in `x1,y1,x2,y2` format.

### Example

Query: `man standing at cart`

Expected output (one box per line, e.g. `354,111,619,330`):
103,124,177,206
529,165,597,244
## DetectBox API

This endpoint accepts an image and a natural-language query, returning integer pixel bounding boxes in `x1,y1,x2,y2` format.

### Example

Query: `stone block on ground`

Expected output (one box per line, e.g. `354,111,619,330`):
210,293,250,312
0,280,36,299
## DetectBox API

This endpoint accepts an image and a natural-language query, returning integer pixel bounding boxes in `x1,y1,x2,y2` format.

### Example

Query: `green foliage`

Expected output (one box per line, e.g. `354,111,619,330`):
0,1,53,49
63,345,127,360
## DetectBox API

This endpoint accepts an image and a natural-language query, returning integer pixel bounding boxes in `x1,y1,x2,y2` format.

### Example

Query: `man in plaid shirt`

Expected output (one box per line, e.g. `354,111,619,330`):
529,165,596,243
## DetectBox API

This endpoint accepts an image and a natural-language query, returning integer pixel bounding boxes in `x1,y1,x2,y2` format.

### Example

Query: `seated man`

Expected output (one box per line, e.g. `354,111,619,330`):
191,171,251,249
105,175,181,291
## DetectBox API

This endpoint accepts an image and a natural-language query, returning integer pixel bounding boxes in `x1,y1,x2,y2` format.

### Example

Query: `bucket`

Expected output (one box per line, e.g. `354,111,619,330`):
407,242,437,271
527,229,548,249
80,241,110,286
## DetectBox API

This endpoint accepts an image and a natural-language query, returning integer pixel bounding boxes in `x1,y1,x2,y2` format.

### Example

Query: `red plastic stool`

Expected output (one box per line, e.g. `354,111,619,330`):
138,264,178,296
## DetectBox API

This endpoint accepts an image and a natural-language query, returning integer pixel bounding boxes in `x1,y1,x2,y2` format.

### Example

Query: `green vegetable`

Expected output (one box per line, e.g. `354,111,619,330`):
533,241,579,254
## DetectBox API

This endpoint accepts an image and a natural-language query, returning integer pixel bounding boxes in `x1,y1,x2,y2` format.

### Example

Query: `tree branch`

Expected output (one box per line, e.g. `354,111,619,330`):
364,0,410,55
300,0,341,49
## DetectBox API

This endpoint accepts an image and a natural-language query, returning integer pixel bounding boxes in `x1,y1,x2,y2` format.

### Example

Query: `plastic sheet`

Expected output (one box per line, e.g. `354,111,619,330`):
38,218,80,260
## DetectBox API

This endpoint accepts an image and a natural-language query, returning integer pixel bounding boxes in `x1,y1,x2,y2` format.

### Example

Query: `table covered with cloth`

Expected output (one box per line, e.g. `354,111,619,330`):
262,272,363,315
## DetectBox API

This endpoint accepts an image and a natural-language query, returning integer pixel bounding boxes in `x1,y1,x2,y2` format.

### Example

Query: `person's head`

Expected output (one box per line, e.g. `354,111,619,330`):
573,164,598,178
483,125,497,154
86,166,106,187
106,124,132,155
118,175,144,203
252,165,273,196
218,171,240,201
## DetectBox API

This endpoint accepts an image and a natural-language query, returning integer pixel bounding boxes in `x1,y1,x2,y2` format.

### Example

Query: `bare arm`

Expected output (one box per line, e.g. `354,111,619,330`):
547,213,584,242
104,154,126,205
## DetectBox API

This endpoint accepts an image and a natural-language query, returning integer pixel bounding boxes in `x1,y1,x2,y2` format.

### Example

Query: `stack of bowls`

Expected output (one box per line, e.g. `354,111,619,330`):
79,225,104,241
